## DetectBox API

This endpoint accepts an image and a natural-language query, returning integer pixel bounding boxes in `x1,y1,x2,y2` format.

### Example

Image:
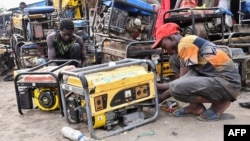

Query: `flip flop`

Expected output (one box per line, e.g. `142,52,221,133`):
3,75,14,81
171,107,186,117
197,109,220,122
239,102,250,109
171,106,207,117
174,107,186,116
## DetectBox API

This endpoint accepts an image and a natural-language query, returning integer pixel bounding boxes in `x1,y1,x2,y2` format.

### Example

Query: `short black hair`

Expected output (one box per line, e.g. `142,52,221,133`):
60,19,74,31
19,2,27,9
19,2,26,6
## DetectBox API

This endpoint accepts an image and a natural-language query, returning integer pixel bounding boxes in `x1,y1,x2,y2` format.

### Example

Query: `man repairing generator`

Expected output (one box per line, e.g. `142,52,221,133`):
152,23,241,122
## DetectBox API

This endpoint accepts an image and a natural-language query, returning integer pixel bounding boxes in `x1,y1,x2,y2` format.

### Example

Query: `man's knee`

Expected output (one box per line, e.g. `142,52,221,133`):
169,80,181,97
169,79,192,102
71,43,81,52
69,43,81,57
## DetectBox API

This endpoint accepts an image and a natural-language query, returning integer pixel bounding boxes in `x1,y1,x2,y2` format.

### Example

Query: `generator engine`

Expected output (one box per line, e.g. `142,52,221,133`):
164,7,233,41
66,94,86,124
94,0,156,40
66,84,151,129
33,88,59,111
14,61,77,115
16,86,60,112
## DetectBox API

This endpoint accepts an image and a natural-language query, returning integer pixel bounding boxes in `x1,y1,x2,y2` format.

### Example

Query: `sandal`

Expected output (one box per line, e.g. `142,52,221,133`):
172,107,186,117
3,75,14,81
239,102,250,109
171,104,206,117
197,109,220,122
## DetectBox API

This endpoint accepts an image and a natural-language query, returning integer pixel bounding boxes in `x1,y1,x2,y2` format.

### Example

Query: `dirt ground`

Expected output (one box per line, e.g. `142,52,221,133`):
1,71,250,141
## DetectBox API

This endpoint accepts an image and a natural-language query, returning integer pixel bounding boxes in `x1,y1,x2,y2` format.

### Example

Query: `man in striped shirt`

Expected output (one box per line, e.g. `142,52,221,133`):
152,23,241,121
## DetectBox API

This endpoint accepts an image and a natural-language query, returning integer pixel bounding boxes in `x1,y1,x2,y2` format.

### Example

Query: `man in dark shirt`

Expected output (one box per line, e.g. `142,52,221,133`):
46,19,86,67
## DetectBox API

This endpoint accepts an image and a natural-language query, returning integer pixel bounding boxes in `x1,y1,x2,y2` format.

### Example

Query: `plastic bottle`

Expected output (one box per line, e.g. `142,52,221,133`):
61,126,90,141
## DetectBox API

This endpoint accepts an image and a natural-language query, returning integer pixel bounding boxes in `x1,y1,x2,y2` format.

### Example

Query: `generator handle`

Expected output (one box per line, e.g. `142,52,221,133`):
227,32,250,46
59,58,156,77
28,59,80,72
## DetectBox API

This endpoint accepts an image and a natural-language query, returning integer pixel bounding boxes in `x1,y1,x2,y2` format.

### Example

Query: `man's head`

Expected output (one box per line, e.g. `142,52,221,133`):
19,2,27,10
151,23,181,55
59,19,75,42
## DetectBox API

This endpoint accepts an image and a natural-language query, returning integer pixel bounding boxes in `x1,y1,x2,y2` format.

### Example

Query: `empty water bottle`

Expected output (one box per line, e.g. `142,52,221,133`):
61,126,90,141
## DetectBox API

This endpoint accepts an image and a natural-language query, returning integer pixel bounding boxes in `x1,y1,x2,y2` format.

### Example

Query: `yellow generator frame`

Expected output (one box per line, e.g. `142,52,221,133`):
58,58,159,139
53,0,84,19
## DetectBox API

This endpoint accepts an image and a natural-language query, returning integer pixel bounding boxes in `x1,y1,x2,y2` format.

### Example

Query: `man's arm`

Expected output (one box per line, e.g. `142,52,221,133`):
47,33,56,60
157,83,170,91
76,37,87,66
180,66,191,77
46,32,57,65
156,66,190,91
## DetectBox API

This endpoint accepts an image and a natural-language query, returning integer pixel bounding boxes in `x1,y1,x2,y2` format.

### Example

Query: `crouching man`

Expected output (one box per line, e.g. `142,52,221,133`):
152,23,241,121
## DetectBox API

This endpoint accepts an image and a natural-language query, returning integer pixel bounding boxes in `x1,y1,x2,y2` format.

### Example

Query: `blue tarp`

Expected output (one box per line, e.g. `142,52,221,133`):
242,0,250,13
8,0,46,11
103,0,154,16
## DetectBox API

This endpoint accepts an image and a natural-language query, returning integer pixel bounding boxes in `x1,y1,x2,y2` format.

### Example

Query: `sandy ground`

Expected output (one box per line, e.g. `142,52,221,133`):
1,71,250,141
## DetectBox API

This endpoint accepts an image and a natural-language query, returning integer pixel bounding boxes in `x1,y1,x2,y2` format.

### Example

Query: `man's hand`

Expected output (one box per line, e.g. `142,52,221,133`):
157,83,170,91
79,60,87,67
49,62,57,66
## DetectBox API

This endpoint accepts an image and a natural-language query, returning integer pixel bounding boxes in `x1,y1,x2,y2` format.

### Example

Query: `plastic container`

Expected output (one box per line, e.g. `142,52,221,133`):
61,126,90,141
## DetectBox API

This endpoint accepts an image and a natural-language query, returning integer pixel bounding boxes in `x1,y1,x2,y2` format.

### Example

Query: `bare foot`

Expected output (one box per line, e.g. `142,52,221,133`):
183,103,206,115
209,101,231,117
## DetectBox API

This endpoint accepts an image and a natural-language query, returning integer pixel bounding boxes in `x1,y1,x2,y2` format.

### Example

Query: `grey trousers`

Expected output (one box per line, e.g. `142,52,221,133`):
169,69,239,103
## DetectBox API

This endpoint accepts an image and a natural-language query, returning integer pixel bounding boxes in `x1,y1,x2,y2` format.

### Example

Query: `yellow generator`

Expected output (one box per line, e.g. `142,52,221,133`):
53,0,84,19
156,61,175,82
14,60,78,115
59,59,159,139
